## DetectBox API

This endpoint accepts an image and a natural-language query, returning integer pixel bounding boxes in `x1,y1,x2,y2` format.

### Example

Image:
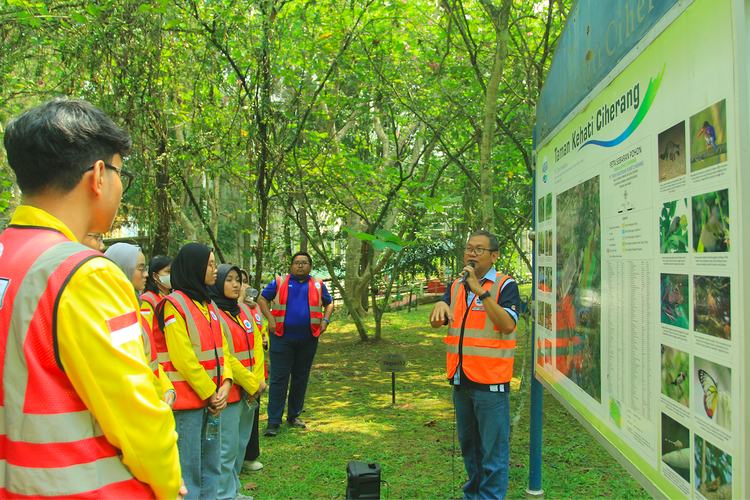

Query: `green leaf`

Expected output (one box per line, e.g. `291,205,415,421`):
370,240,386,251
343,228,375,241
384,241,403,252
164,19,181,29
138,4,153,12
72,12,87,23
84,5,101,16
374,229,393,239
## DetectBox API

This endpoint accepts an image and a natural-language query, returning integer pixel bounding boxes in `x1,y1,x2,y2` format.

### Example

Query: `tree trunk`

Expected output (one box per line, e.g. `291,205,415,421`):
477,0,512,233
152,139,171,256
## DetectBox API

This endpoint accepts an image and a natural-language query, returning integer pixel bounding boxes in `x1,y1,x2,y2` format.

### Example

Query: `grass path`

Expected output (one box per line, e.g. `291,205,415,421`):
239,306,650,499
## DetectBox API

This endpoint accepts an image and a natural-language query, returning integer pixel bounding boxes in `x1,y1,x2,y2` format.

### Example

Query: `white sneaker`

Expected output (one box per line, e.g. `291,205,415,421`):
242,460,263,471
235,494,254,500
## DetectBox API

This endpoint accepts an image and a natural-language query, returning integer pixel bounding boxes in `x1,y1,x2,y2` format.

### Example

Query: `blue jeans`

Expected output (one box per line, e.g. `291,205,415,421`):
218,399,257,499
453,386,510,500
174,407,221,500
267,335,319,424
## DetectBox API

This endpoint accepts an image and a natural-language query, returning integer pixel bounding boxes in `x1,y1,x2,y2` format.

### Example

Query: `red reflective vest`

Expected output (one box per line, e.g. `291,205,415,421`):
0,226,156,499
157,291,226,410
140,310,159,378
270,275,324,337
248,303,268,379
141,290,160,312
215,303,256,404
444,275,516,384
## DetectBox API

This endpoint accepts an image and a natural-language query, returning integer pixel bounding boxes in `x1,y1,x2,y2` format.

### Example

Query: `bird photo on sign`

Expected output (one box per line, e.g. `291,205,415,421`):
660,273,689,329
692,189,729,253
660,344,689,408
693,275,731,340
689,99,727,172
659,199,688,254
657,121,686,182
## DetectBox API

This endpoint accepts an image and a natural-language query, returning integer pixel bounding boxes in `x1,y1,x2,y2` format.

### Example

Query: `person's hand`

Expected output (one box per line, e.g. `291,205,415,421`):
164,390,176,408
176,478,188,500
267,318,277,335
239,283,249,303
462,264,482,293
430,301,454,326
319,320,329,334
207,391,221,415
262,333,268,350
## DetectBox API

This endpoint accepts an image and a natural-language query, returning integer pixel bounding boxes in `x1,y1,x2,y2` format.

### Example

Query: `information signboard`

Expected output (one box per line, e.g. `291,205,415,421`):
533,0,748,497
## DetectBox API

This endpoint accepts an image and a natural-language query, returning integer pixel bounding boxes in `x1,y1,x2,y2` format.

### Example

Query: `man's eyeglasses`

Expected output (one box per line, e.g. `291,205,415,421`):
83,163,135,194
464,247,495,256
86,233,103,243
292,261,310,266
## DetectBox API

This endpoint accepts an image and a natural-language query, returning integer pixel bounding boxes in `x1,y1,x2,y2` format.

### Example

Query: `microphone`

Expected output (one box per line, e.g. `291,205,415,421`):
462,262,475,292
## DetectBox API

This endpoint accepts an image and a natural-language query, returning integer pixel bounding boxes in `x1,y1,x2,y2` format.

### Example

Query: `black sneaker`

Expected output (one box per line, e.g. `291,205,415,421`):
263,423,280,437
287,417,307,429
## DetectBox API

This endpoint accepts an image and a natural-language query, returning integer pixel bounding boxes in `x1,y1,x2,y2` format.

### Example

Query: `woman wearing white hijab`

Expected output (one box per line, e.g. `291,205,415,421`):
105,243,176,405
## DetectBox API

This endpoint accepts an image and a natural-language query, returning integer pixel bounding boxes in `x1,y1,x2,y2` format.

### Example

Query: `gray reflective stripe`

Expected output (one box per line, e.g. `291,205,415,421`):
450,281,461,310
194,350,220,362
169,293,201,346
462,327,516,341
2,409,105,445
450,344,515,359
167,367,219,383
310,318,322,324
140,327,159,373
5,242,100,444
213,303,234,354
233,351,251,362
271,304,287,311
157,352,171,363
4,455,135,497
310,306,323,313
467,345,515,359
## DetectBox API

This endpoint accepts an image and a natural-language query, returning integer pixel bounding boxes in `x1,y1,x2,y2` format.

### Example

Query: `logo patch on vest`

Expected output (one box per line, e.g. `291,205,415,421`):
0,243,4,259
210,311,218,321
255,313,262,323
243,319,253,332
315,282,321,289
0,278,9,310
474,296,484,306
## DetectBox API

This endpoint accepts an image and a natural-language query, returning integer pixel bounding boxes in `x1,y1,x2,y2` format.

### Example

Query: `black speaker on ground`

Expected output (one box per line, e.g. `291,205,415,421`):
346,461,381,499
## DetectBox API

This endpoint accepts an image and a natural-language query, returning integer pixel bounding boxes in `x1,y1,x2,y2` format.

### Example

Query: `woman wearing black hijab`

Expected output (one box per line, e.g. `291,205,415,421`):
156,243,259,500
209,264,267,500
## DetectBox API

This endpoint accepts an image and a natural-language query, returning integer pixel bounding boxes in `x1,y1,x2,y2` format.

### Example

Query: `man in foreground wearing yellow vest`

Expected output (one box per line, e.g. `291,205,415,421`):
430,231,520,500
0,99,183,498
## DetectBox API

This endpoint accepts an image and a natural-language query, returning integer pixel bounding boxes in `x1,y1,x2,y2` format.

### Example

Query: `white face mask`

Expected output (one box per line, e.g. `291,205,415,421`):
158,274,172,289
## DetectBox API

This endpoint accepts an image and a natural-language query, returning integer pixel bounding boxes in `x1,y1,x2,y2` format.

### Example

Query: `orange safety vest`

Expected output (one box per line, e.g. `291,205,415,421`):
0,226,156,498
444,275,516,384
157,291,226,410
271,275,325,337
215,303,256,404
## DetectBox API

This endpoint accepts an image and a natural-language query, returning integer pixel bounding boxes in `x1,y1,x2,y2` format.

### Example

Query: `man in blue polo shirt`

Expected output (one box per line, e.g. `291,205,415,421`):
257,251,334,436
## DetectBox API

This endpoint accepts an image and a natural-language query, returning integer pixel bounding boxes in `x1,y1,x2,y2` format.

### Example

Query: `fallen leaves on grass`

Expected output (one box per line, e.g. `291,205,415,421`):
243,482,258,490
424,420,437,427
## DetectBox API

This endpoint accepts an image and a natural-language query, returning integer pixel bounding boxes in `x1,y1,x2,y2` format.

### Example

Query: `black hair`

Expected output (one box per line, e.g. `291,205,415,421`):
240,269,249,282
145,255,172,294
470,230,500,252
3,98,132,195
291,251,312,265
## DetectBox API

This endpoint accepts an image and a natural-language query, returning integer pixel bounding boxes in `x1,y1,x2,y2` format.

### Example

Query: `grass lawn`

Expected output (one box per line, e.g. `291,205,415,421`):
239,301,650,499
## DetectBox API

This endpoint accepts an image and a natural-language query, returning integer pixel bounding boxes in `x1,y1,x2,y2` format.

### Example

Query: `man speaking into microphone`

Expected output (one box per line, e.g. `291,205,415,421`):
429,230,520,500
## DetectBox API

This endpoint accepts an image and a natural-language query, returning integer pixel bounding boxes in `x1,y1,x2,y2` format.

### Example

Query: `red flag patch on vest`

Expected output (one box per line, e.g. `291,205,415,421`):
106,310,141,346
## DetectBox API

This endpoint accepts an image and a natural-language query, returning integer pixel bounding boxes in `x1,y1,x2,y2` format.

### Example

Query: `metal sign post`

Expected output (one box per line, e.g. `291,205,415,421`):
379,353,406,405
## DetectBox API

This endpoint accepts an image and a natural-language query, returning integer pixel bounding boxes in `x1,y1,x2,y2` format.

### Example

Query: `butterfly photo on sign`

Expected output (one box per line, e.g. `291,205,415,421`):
694,357,732,432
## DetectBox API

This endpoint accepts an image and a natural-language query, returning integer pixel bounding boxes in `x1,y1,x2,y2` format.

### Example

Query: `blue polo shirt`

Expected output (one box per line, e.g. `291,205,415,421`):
261,275,333,339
